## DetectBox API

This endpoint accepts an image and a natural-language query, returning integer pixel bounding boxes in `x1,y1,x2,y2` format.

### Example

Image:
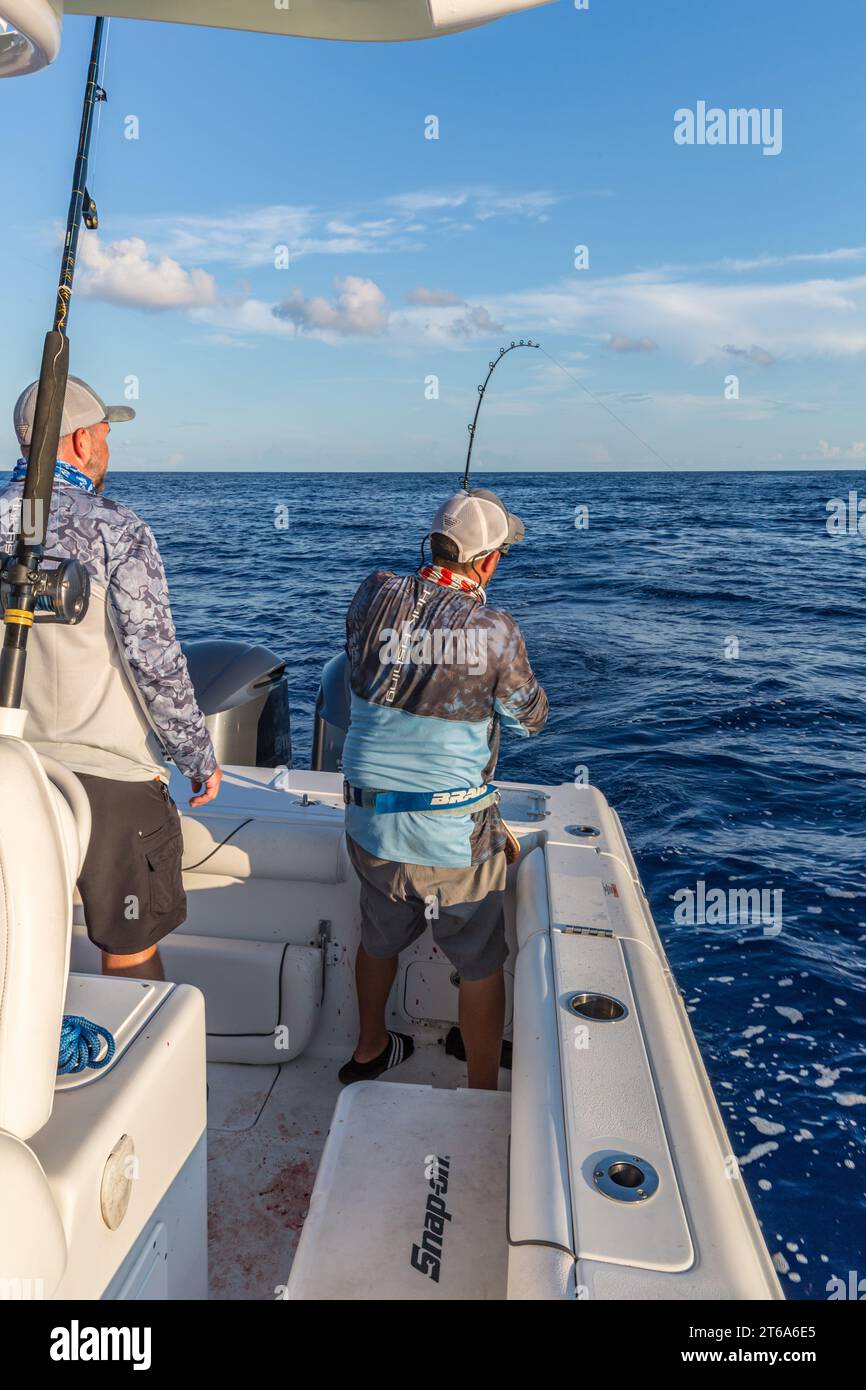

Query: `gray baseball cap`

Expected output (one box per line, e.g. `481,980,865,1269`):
430,488,525,562
13,375,136,448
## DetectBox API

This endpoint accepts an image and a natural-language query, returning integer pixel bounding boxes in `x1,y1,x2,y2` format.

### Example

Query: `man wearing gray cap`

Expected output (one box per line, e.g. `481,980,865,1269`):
0,375,222,980
340,488,548,1089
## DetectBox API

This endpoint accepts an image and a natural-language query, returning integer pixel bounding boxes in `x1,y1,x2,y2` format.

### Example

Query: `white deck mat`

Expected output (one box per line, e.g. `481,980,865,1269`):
287,1081,510,1301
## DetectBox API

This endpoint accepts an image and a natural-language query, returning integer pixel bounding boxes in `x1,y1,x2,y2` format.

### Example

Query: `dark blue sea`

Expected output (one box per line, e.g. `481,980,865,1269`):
118,468,865,1299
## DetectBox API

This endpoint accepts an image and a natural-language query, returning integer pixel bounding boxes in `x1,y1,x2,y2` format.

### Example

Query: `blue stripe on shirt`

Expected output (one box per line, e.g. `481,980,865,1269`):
342,692,493,867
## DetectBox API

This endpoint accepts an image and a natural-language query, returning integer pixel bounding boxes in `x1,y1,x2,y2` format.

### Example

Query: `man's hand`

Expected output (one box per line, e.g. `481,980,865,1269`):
189,767,223,808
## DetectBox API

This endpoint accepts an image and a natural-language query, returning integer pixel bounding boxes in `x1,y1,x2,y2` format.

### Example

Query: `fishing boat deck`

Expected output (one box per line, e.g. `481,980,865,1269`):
206,1049,501,1299
59,766,782,1301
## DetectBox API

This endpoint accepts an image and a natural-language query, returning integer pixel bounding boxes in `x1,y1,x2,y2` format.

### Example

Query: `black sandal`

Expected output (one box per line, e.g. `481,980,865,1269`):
338,1031,414,1085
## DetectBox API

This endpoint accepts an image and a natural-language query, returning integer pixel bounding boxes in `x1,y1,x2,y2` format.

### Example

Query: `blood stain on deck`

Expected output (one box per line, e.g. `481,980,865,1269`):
259,1158,315,1229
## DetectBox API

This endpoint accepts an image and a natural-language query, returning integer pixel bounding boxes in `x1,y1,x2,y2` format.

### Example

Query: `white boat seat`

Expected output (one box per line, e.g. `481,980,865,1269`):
287,1082,510,1301
39,753,92,878
0,1130,67,1299
0,738,81,1143
0,731,208,1300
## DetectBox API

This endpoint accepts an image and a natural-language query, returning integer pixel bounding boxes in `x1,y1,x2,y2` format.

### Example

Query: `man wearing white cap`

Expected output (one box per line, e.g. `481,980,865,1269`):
340,487,548,1089
0,375,222,980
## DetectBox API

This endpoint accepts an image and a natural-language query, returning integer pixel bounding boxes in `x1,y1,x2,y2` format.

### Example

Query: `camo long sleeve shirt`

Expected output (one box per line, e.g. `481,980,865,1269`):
0,468,217,783
342,568,548,868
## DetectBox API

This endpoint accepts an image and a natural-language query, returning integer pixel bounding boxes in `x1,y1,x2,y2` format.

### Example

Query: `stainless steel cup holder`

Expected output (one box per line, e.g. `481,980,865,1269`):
564,824,601,838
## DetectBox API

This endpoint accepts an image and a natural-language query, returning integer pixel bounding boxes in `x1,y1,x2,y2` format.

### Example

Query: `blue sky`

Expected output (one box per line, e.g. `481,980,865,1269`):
2,0,866,471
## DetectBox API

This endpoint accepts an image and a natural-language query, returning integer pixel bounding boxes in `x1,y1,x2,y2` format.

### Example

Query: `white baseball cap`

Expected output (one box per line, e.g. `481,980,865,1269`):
430,488,525,562
13,375,136,448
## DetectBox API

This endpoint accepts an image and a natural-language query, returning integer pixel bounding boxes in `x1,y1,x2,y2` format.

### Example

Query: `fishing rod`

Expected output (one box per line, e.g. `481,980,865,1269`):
461,340,539,490
0,17,107,710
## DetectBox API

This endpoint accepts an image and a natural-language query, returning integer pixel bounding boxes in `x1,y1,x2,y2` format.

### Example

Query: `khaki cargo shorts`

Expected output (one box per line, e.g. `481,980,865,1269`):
346,835,508,981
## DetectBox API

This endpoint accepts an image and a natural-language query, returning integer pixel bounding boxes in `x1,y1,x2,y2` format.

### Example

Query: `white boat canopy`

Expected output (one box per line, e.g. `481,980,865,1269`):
0,0,554,77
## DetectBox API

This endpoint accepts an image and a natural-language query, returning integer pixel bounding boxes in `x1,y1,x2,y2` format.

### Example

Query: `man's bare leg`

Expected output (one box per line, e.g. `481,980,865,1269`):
459,967,505,1090
102,944,165,981
353,943,398,1062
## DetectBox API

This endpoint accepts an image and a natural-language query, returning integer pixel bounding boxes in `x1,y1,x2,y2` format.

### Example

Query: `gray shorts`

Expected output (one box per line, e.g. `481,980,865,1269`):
346,835,508,982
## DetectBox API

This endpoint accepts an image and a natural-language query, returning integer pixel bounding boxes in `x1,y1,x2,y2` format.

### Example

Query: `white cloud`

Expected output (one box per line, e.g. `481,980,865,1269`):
485,270,866,361
405,287,464,306
719,247,866,272
134,186,559,271
722,343,776,366
388,192,470,215
473,189,559,221
90,208,866,370
392,298,506,347
449,305,504,338
78,233,217,310
605,334,659,353
195,261,866,362
814,439,866,460
390,186,559,225
161,205,408,265
272,276,388,336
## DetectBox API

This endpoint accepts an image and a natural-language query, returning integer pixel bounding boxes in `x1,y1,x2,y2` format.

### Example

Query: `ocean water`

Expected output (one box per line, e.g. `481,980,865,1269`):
118,467,865,1299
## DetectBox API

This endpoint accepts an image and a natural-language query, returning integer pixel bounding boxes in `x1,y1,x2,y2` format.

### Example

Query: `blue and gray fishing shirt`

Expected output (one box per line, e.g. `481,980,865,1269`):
342,565,548,868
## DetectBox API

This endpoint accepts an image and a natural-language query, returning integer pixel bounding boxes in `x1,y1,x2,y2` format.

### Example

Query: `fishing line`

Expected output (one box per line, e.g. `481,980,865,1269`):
461,339,674,484
537,344,674,472
87,17,111,212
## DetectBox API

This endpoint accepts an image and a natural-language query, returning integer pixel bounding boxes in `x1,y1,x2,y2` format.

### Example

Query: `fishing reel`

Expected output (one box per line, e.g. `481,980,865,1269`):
0,552,90,625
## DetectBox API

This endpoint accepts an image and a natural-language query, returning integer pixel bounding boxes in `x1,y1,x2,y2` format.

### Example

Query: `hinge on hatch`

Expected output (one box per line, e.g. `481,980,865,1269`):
318,920,336,1001
555,925,614,938
526,790,551,821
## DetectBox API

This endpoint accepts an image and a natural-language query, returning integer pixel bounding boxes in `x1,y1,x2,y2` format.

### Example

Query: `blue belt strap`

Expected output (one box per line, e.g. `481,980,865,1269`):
344,780,498,815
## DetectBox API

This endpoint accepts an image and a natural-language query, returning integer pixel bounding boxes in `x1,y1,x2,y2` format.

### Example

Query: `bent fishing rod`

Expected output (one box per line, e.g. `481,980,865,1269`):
0,17,107,710
461,340,539,490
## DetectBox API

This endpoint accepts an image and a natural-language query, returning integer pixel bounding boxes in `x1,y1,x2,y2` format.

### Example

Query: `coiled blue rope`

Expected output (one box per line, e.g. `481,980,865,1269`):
57,1015,116,1075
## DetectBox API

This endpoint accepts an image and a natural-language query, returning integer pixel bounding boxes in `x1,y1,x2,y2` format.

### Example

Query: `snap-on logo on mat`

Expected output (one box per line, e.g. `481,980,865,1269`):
410,1153,452,1283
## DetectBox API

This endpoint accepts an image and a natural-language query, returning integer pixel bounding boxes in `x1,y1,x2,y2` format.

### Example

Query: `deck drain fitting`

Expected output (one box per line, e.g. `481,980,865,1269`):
569,992,628,1022
564,824,601,839
592,1153,659,1204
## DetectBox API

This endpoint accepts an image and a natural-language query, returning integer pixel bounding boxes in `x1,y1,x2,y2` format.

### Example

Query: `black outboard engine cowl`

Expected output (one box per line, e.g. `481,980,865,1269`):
182,638,291,769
